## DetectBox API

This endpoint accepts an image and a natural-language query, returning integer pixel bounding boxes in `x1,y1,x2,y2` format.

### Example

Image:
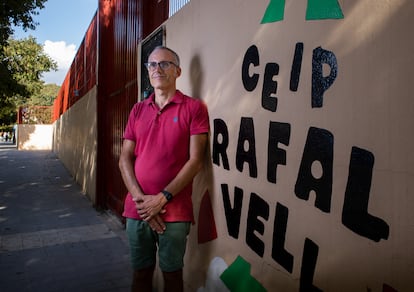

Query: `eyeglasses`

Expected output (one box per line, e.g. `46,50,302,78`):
144,61,178,71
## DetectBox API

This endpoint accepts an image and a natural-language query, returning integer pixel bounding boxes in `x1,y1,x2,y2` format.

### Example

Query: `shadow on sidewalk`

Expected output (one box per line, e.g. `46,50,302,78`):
0,149,131,292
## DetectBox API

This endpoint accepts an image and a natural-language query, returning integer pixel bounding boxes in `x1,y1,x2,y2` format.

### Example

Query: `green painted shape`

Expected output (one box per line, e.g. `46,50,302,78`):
306,0,344,20
261,0,285,23
220,256,267,292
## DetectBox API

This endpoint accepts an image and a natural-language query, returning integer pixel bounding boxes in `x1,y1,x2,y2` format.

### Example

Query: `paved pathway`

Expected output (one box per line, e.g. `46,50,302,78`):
0,149,131,291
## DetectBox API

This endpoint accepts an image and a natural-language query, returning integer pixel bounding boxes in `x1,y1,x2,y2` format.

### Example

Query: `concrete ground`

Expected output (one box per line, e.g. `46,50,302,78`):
0,147,132,291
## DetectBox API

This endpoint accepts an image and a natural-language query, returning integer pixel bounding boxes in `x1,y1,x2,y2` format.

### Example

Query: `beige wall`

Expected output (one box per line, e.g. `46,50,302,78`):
17,124,53,150
53,86,97,203
159,0,414,291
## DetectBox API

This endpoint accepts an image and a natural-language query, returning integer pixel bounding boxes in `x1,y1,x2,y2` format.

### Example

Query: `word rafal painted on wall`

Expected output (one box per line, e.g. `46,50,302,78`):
261,0,344,23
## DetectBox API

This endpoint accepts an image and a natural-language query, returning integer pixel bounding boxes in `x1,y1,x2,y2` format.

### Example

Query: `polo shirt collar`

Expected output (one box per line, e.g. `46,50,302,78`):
144,90,185,106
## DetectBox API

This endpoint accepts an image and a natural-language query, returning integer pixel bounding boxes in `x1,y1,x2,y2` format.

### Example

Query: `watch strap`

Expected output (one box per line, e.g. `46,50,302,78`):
161,190,173,201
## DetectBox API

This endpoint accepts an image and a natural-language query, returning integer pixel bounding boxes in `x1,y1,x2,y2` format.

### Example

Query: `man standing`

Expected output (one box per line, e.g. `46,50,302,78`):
119,46,209,292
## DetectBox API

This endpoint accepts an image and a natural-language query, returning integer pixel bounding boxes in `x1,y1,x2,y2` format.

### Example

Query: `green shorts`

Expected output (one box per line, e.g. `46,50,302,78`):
126,218,191,272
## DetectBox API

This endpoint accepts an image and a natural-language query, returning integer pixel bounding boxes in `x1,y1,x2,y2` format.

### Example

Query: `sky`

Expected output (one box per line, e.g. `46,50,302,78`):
12,0,98,85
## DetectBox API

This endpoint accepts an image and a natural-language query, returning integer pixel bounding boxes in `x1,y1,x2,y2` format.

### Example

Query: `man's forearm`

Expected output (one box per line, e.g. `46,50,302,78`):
119,155,144,201
162,157,204,197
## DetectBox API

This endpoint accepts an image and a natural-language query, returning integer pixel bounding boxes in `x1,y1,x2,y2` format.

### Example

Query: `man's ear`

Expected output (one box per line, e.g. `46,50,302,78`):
175,67,182,77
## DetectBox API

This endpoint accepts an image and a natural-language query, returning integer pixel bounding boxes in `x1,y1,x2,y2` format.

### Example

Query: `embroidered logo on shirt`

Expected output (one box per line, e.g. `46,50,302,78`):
173,116,178,123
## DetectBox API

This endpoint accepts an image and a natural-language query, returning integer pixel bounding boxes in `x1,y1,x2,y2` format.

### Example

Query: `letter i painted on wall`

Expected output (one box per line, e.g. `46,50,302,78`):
261,0,344,23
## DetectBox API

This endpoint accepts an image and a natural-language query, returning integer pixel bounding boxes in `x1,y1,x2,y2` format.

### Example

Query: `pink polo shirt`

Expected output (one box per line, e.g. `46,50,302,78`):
122,90,209,222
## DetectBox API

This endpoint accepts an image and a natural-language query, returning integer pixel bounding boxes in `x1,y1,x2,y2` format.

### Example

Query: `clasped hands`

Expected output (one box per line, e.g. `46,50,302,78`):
133,192,167,234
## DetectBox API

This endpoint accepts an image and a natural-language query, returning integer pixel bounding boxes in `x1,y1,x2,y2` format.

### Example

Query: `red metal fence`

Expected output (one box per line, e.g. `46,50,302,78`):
52,13,97,121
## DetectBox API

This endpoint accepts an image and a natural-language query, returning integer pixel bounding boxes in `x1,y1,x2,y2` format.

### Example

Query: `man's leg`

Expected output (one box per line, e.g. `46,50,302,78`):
132,266,155,292
126,219,158,292
159,223,191,292
163,269,183,292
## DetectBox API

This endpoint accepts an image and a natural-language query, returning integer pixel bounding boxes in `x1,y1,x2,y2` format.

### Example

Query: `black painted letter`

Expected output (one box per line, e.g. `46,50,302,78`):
246,192,269,257
299,238,322,292
268,121,291,184
312,46,338,108
295,127,333,213
262,62,279,112
213,118,230,170
272,202,294,273
342,146,390,242
290,42,304,92
242,45,260,92
221,184,243,239
236,117,258,178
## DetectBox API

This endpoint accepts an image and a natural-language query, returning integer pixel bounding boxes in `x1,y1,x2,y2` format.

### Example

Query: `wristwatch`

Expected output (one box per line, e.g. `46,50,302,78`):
161,190,173,202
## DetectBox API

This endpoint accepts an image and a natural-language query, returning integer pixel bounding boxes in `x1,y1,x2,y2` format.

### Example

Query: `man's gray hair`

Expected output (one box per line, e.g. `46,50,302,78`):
150,46,180,66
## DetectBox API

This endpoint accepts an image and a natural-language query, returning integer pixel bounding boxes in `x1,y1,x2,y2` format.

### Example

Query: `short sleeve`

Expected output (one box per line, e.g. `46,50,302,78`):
190,100,210,135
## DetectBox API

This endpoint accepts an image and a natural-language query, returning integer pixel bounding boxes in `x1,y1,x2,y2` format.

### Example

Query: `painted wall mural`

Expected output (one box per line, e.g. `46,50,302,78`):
164,0,414,291
207,45,390,291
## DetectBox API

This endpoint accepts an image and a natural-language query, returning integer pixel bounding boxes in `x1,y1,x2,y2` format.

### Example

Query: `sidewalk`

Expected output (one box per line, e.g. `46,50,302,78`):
0,149,132,292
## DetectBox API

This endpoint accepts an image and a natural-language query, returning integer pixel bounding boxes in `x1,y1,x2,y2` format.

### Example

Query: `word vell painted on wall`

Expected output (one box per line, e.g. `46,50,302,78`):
212,44,390,290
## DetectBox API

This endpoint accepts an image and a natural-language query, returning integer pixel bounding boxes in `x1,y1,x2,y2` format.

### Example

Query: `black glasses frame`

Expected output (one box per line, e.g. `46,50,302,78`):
144,61,178,71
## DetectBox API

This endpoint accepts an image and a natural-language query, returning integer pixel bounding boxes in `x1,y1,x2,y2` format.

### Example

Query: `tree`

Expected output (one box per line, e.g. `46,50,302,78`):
0,0,48,103
0,98,17,127
30,83,60,106
0,0,47,46
0,36,57,126
4,36,57,97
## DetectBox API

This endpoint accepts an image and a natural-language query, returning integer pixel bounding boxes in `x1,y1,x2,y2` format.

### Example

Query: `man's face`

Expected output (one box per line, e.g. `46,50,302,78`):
147,49,181,91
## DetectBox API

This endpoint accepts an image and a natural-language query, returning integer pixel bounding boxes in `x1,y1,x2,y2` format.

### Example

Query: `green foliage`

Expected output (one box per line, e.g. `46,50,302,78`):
18,83,60,125
0,98,17,127
0,125,13,133
4,36,57,98
0,0,56,126
0,0,47,46
0,36,58,126
0,0,49,99
20,105,52,124
30,83,60,106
